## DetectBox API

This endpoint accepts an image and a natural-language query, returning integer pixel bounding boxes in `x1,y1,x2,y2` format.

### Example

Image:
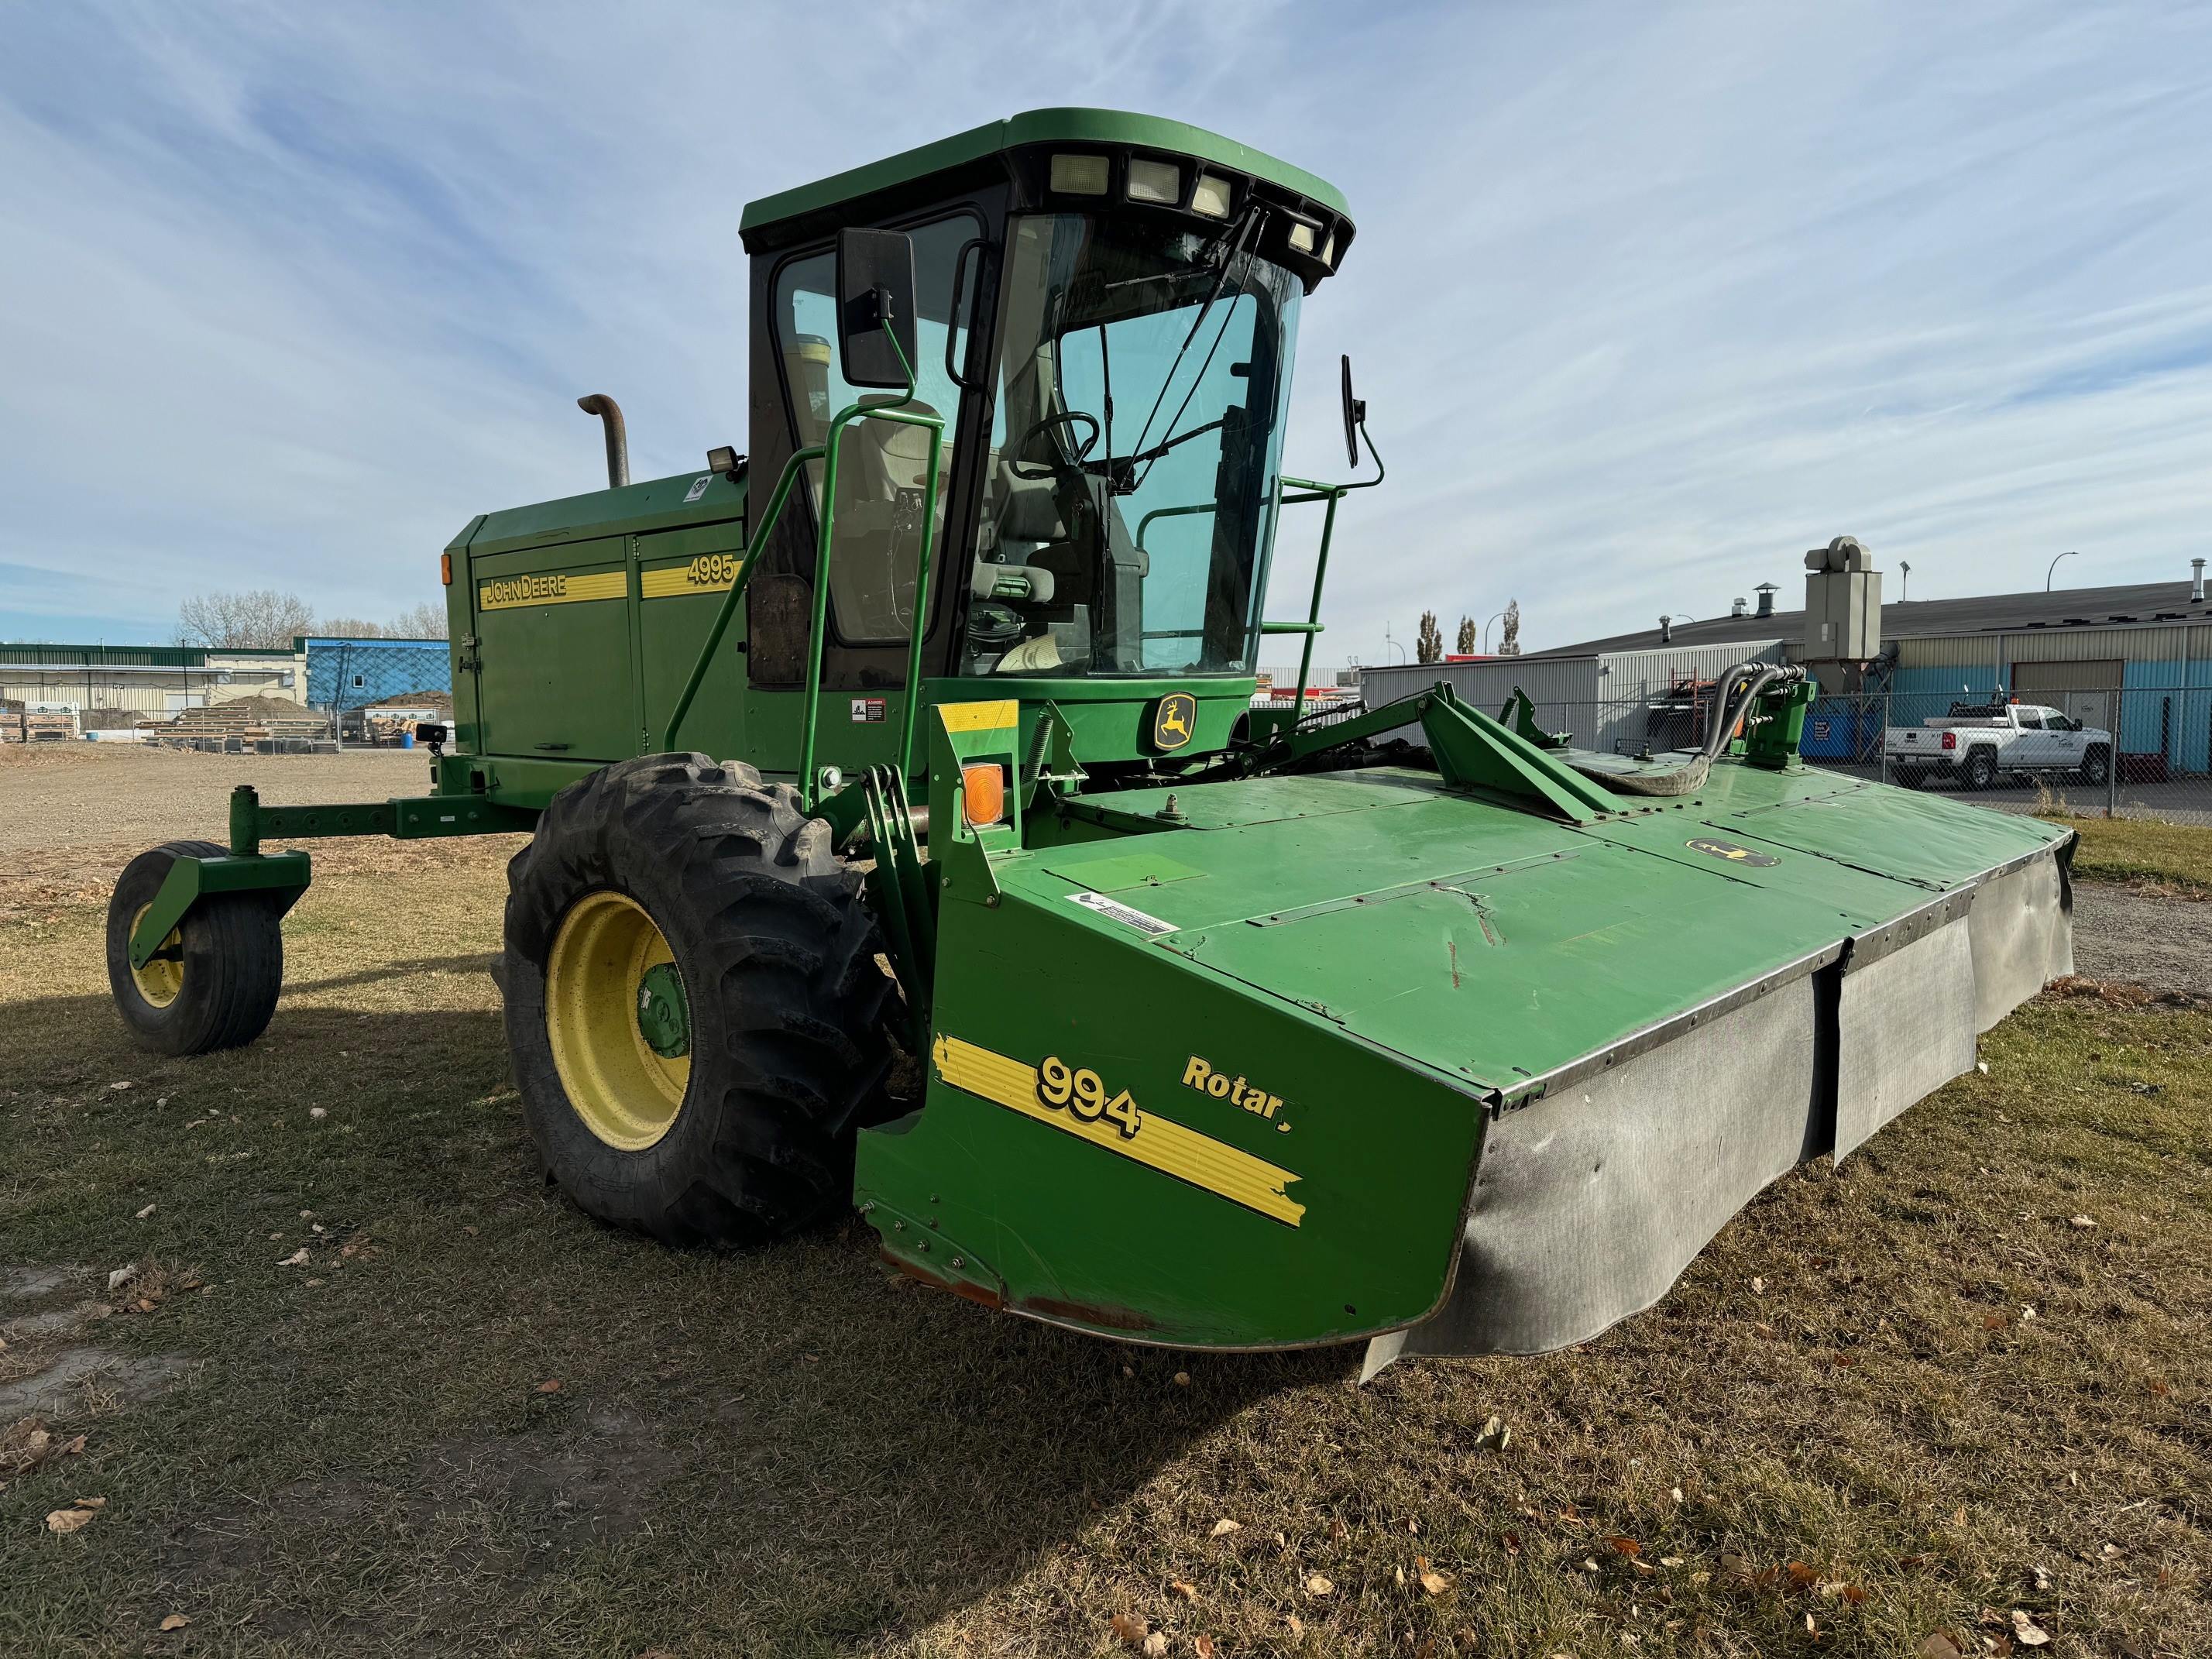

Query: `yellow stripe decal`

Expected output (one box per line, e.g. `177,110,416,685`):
940,699,1019,733
932,1034,1305,1227
477,569,627,612
641,558,741,600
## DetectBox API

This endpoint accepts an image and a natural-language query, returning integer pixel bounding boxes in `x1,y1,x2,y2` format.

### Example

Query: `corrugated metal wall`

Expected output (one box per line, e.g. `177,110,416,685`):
1358,657,1600,744
1358,640,1787,753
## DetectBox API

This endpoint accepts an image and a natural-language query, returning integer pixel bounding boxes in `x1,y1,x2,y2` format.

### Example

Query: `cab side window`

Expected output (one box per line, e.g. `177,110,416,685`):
772,216,980,645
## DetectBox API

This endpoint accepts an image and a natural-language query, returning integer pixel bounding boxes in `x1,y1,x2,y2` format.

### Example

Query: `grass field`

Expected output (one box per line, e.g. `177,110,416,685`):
2056,812,2212,898
3,752,2209,1657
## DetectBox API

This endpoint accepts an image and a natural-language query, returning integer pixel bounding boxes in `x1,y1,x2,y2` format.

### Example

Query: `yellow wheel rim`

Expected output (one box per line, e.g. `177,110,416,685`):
545,891,692,1151
129,904,184,1010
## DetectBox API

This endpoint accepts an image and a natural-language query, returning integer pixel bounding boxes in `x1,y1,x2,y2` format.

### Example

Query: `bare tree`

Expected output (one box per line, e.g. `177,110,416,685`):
390,600,448,640
1455,616,1477,655
1499,599,1522,657
315,616,390,639
1416,610,1444,665
177,590,317,651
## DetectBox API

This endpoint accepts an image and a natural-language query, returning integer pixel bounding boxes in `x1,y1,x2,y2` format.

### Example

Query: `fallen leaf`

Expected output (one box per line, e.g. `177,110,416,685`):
1305,1574,1334,1596
1108,1611,1148,1644
1170,1580,1197,1602
1918,1636,1963,1659
1719,1553,1755,1586
535,1379,563,1394
1173,1371,1191,1386
1419,1567,1455,1596
2069,1214,2096,1230
1750,1276,1767,1294
1659,1556,1685,1568
2031,1565,2051,1592
1670,1486,1684,1504
2011,1609,2050,1646
108,1264,139,1292
276,1248,309,1267
45,1507,96,1534
1285,1616,1304,1637
1787,1561,1819,1588
1841,1583,1868,1604
1976,1060,1990,1075
1609,1536,1642,1558
1502,1530,1523,1555
1329,1517,1348,1542
160,1614,190,1631
136,1204,156,1220
1208,1517,1241,1538
309,1107,328,1119
73,1496,107,1510
1142,1634,1169,1657
1194,1637,1216,1657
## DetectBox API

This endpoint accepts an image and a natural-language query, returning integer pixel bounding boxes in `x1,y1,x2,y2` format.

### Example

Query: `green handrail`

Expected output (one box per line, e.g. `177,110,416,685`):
1279,422,1386,717
661,442,821,750
797,330,945,812
661,326,946,815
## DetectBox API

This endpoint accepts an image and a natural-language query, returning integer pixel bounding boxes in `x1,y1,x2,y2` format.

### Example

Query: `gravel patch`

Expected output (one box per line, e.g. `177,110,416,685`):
2069,879,2212,998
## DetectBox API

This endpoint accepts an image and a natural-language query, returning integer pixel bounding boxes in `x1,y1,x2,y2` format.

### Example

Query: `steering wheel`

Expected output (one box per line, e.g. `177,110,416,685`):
1008,410,1100,480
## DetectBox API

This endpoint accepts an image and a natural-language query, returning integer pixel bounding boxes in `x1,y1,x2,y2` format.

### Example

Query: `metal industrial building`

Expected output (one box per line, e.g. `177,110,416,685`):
1364,558,2212,775
1,643,304,724
3,634,453,737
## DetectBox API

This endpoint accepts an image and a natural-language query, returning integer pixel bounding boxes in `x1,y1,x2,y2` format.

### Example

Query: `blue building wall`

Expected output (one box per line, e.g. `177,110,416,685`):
303,637,450,710
1884,647,2207,773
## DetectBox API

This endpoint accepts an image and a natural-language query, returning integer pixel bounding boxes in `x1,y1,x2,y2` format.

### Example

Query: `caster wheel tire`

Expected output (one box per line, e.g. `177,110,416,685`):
106,840,285,1056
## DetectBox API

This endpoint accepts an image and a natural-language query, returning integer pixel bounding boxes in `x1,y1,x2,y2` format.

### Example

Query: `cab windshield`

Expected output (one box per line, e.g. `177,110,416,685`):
963,211,1301,677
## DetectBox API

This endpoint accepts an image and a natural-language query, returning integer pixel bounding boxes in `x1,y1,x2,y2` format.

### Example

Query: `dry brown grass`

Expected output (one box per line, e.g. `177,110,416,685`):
0,762,2206,1655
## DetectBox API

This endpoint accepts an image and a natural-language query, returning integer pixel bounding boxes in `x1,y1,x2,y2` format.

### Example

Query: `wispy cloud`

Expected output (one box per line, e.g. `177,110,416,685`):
2,1,2207,659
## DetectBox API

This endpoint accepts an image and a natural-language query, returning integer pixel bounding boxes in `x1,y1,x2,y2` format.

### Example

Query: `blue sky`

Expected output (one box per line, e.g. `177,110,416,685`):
2,1,2208,663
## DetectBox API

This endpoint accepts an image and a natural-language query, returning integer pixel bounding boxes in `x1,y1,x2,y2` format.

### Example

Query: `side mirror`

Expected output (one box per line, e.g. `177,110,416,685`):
836,227,920,390
1339,353,1367,469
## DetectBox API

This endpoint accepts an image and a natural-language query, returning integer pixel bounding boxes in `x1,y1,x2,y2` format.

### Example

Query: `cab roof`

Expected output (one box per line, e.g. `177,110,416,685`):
738,107,1350,242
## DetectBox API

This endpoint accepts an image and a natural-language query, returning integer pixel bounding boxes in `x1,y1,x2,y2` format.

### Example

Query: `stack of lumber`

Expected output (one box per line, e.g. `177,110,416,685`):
155,696,329,750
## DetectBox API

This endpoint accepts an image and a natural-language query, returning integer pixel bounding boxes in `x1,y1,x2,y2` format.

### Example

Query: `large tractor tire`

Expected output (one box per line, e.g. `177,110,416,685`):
106,840,284,1056
502,753,896,1247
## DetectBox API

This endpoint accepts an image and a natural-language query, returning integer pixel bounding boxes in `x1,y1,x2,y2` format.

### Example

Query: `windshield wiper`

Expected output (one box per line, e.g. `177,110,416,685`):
1120,204,1266,484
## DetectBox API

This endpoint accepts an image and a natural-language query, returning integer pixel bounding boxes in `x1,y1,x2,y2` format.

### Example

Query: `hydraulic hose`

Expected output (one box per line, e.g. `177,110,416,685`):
1567,661,1802,797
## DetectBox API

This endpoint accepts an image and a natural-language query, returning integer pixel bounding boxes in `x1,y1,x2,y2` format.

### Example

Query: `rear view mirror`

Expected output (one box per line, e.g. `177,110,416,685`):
837,227,920,390
1340,353,1366,469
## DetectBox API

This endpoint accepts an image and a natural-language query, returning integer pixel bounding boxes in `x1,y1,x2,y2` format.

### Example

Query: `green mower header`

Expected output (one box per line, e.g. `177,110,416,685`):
108,110,2075,1377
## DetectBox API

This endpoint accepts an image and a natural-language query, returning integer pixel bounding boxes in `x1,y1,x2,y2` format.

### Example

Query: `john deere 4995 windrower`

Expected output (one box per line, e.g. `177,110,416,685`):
108,110,2074,1374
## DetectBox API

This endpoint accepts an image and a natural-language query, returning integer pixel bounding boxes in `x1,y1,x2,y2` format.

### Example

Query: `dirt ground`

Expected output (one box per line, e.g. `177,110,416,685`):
2071,881,2212,998
0,743,431,860
2,747,2207,1657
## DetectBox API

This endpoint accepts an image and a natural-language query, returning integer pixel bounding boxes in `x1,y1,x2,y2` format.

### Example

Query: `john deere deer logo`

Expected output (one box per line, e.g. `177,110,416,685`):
1152,692,1197,752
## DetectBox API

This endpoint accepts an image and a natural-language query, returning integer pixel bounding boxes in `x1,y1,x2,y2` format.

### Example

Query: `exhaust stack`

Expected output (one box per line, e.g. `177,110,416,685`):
2194,558,2206,603
577,394,630,489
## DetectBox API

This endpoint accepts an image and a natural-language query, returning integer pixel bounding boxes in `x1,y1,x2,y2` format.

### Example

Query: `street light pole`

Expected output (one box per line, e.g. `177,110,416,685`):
1482,610,1506,653
2045,550,2077,591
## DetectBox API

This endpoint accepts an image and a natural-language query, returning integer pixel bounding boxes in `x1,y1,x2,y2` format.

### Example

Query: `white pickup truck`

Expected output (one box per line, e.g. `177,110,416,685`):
1885,700,2112,791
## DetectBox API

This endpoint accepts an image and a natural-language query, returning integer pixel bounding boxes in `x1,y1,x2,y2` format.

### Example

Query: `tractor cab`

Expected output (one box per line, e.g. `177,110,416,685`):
730,110,1358,785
